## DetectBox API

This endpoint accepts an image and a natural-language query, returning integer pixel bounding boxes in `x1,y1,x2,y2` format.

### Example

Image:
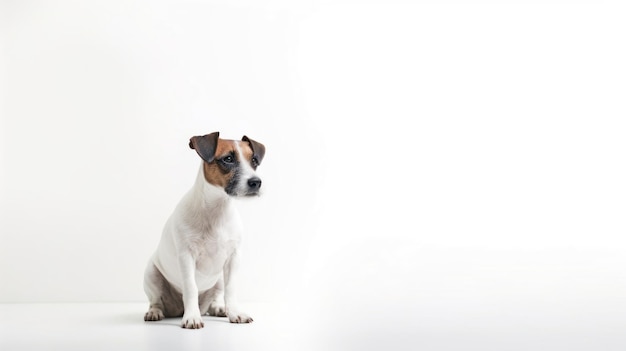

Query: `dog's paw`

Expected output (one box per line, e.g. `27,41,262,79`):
144,308,164,321
181,313,204,329
208,302,227,317
228,312,253,324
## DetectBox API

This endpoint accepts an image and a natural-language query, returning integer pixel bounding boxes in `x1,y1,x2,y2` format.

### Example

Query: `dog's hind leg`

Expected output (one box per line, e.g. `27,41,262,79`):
200,277,227,317
143,262,166,321
143,262,185,320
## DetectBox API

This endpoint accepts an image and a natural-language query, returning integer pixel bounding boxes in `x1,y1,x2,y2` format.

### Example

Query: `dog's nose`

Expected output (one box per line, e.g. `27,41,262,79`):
247,177,262,190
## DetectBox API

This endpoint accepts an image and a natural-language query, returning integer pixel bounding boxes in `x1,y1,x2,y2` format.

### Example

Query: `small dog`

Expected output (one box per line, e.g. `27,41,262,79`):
143,131,265,328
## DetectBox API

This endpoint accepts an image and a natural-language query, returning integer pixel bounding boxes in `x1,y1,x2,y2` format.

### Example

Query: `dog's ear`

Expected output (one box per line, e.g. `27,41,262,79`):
189,132,220,163
242,135,265,165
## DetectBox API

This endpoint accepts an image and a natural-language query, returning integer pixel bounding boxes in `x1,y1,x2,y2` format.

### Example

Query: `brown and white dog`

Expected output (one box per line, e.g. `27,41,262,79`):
143,132,265,328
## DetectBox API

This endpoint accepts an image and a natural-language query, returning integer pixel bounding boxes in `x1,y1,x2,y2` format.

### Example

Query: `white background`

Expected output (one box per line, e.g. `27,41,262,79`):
2,0,626,349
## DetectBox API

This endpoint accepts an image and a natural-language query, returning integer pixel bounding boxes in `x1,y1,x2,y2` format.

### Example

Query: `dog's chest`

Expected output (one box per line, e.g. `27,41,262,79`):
193,235,237,273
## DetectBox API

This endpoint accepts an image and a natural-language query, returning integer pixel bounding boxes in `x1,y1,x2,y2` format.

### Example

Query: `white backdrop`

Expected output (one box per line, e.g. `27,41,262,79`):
2,0,626,348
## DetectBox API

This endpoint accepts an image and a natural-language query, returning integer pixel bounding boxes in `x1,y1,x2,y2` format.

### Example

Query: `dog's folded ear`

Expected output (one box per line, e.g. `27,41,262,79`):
189,132,220,163
242,135,265,165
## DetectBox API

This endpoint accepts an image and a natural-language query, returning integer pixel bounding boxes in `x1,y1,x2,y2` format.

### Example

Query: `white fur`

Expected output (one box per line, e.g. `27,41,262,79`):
232,142,259,196
144,150,258,328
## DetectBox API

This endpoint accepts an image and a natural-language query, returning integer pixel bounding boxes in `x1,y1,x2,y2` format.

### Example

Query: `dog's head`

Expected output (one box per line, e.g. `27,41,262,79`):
189,132,265,197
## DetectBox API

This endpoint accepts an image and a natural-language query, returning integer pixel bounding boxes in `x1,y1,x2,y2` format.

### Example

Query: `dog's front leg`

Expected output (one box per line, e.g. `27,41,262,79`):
179,253,204,329
224,250,253,323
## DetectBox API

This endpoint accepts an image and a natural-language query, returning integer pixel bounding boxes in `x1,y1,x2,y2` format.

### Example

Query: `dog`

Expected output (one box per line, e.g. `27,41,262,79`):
143,131,265,328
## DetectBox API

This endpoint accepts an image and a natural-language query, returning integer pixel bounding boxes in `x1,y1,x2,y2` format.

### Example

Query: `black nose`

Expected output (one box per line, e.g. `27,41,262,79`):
247,177,262,190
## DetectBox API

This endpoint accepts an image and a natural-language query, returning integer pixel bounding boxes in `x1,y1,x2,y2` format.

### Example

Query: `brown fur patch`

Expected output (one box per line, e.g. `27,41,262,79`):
202,140,254,187
238,141,254,163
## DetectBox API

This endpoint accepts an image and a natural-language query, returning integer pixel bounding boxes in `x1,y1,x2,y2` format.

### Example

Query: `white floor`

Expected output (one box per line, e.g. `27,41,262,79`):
2,300,626,351
0,302,307,351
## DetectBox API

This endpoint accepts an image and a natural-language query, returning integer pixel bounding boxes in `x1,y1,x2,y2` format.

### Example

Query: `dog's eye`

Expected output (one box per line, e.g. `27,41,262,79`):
222,156,234,164
251,157,259,166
